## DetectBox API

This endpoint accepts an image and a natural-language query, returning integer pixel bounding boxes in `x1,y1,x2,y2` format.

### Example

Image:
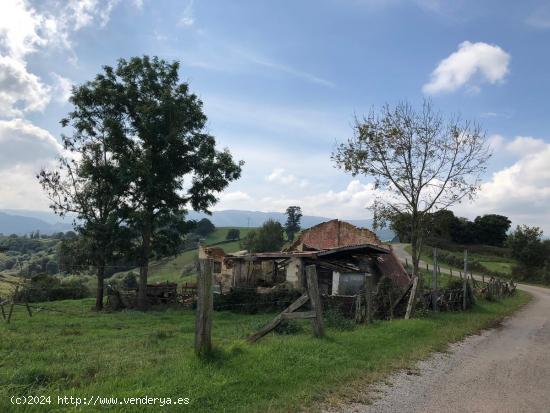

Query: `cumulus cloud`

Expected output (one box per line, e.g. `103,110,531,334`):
0,164,52,210
0,118,62,169
505,136,547,157
215,179,382,219
50,72,73,103
0,55,51,116
455,139,550,232
220,191,251,202
266,168,309,188
423,41,510,94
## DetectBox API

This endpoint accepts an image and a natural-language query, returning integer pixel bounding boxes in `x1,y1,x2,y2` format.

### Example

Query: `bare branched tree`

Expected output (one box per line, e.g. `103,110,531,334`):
332,100,491,316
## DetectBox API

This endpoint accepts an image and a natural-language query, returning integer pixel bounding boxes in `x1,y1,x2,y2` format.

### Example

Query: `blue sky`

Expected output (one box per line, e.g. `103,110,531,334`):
2,0,550,231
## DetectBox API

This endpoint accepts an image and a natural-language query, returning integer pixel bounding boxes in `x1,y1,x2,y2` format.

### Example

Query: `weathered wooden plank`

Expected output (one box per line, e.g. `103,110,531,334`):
404,276,419,319
282,311,316,319
306,265,325,337
354,293,362,323
247,294,309,342
195,259,213,357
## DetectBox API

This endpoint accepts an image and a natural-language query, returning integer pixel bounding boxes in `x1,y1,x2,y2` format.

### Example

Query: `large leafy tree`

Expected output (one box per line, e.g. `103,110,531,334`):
284,206,302,242
473,214,511,247
195,218,216,237
333,100,491,317
506,225,548,268
38,75,129,310
241,220,285,252
108,56,243,309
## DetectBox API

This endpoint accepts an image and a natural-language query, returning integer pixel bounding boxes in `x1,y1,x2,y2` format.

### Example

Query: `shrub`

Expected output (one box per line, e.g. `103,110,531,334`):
323,308,356,331
121,272,138,289
15,275,90,302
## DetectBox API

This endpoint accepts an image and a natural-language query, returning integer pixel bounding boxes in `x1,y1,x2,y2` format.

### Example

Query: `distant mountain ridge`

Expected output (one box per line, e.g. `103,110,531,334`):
0,212,73,235
186,210,394,240
0,209,395,240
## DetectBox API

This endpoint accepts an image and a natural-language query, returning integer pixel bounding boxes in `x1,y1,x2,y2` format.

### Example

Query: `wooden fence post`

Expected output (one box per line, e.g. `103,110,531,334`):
404,276,419,320
305,265,324,337
195,259,213,357
463,250,468,311
432,248,438,312
354,294,362,323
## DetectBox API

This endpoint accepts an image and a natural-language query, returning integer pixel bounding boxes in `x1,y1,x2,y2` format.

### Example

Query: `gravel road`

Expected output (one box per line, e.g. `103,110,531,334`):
332,244,550,413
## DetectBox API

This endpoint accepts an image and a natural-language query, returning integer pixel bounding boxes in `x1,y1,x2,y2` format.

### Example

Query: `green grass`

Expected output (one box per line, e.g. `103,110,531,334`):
111,227,255,287
479,261,514,275
0,291,531,413
203,227,254,245
404,244,515,276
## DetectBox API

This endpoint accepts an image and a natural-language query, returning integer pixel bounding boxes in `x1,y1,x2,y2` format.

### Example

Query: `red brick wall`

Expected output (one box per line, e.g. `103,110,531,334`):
295,220,382,250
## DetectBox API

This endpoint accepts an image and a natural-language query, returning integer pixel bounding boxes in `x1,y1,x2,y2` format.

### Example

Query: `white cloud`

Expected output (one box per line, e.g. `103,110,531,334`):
0,118,63,210
455,139,550,232
266,168,309,188
487,134,505,151
0,0,47,59
504,136,547,157
50,72,73,103
179,0,195,27
423,41,510,94
215,179,382,219
0,118,62,169
0,55,51,116
67,0,119,31
0,164,52,210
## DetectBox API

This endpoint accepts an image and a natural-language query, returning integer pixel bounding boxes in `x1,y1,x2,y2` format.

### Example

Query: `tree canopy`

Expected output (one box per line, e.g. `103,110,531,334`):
241,220,284,253
195,218,216,237
284,206,302,242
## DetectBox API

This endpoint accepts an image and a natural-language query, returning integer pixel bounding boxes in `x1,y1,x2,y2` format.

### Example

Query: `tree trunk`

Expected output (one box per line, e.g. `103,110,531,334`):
405,213,421,319
95,263,105,311
137,222,151,310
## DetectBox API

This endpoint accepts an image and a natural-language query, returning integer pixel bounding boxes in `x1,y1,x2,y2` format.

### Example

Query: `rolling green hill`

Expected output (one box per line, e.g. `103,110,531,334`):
113,227,254,286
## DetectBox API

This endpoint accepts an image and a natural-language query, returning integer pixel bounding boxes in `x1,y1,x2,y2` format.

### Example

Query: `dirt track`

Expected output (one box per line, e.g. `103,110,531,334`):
334,244,550,413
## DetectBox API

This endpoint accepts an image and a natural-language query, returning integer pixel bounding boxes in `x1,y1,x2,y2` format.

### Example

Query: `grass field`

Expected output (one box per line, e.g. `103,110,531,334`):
0,291,530,413
112,227,254,286
404,244,515,276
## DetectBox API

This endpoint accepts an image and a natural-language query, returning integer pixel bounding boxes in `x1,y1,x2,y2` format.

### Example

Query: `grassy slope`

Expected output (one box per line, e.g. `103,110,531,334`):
0,292,530,413
404,244,515,276
118,227,254,286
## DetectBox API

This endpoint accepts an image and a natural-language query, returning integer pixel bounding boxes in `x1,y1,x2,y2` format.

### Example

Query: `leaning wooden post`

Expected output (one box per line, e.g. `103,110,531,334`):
195,259,213,357
432,248,438,312
365,274,375,324
6,286,18,324
305,265,324,337
463,250,468,311
404,275,419,320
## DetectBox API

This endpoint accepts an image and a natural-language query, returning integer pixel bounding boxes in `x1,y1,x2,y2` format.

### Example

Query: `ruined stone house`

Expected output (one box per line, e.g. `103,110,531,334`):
199,220,410,296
